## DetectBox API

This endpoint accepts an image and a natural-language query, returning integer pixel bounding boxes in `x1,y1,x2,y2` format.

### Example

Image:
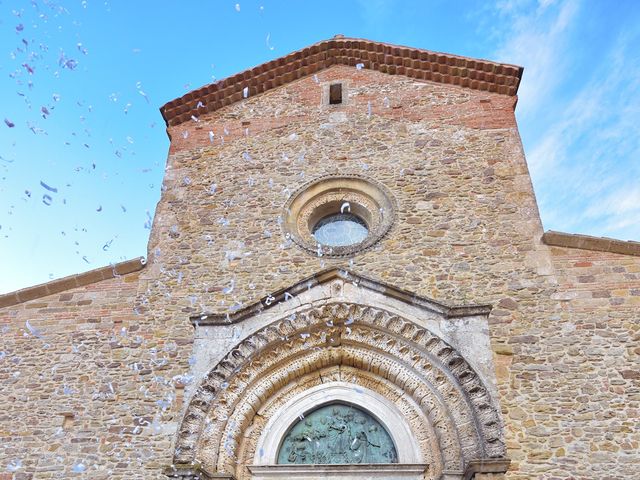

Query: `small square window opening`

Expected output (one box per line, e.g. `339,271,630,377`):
329,83,343,105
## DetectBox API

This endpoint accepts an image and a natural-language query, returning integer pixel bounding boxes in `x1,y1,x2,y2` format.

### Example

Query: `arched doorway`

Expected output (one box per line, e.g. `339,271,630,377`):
166,273,510,480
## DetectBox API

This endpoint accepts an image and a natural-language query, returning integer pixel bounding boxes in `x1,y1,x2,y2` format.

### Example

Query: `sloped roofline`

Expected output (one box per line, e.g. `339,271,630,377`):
191,268,493,326
542,231,640,256
0,257,146,308
160,35,524,127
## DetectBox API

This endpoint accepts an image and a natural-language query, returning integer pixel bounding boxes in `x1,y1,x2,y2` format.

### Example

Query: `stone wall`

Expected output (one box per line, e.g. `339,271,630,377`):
502,246,640,478
1,62,639,479
0,270,192,479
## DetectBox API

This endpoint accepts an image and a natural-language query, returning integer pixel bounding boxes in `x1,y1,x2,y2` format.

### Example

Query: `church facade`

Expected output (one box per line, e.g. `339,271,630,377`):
1,37,639,480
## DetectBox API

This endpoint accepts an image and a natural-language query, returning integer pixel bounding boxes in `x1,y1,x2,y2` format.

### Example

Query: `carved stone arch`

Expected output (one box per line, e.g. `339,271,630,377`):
221,356,446,479
173,302,505,479
254,382,421,464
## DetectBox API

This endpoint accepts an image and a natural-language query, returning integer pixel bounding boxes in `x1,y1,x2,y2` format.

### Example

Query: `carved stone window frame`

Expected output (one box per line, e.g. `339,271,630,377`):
283,175,396,257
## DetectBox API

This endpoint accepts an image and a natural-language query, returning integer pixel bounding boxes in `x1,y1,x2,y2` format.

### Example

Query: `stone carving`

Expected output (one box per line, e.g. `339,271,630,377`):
277,403,398,464
283,174,397,257
174,302,504,479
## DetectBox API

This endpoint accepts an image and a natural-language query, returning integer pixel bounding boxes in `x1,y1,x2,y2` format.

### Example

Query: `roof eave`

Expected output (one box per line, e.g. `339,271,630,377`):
160,36,524,128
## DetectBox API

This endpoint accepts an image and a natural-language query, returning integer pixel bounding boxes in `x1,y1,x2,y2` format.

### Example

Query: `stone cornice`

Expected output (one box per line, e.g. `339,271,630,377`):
160,36,523,127
190,268,492,326
463,458,511,479
543,230,640,257
247,463,429,479
0,257,146,308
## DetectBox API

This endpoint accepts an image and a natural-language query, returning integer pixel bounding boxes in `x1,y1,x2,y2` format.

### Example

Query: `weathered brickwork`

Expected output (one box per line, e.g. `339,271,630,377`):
1,48,638,480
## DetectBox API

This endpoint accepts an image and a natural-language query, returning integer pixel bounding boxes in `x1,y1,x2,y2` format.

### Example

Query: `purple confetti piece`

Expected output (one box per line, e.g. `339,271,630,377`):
40,181,58,193
16,23,24,32
22,63,34,74
4,119,15,128
42,194,53,205
64,59,78,70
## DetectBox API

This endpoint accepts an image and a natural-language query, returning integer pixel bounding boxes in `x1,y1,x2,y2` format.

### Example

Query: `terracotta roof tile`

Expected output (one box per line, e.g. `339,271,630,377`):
160,36,523,127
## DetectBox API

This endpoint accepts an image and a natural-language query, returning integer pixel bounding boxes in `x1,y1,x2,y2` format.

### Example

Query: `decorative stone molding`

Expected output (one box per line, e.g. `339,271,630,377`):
247,463,429,480
175,302,504,479
190,268,492,325
283,175,397,257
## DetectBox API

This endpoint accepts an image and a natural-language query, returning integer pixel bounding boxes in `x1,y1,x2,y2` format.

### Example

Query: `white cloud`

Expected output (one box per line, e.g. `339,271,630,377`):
493,0,580,118
489,1,640,240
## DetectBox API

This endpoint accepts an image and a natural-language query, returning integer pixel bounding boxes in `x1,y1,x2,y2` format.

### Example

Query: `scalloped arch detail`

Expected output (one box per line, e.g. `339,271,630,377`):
174,303,504,479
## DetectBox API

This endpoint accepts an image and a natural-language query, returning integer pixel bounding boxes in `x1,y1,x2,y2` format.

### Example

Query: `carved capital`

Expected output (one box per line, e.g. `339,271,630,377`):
463,458,510,480
164,463,233,480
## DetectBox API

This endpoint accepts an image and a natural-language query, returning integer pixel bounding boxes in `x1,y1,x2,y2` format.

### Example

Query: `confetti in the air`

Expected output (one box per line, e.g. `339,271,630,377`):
223,279,235,294
40,181,58,193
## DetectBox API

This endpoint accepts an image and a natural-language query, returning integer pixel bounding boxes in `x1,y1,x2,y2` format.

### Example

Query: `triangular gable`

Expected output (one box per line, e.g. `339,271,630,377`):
161,36,523,127
191,268,492,326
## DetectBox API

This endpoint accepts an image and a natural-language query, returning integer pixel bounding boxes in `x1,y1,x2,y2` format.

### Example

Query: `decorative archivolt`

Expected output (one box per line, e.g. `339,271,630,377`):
173,302,504,479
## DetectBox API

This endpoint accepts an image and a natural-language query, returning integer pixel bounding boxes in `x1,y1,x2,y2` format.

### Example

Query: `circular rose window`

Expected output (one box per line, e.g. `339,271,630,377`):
283,175,395,257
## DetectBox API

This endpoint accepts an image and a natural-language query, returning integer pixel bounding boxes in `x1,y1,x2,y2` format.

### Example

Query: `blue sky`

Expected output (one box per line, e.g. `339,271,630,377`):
1,0,639,294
